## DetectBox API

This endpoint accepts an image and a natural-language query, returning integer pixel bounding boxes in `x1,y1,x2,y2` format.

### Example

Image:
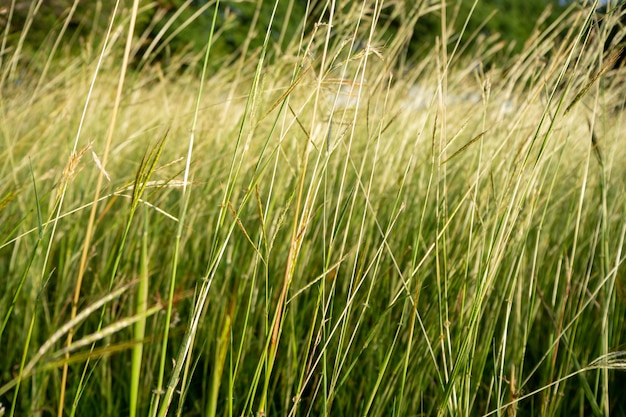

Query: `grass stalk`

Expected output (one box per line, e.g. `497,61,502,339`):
59,2,139,415
130,205,151,417
150,2,221,415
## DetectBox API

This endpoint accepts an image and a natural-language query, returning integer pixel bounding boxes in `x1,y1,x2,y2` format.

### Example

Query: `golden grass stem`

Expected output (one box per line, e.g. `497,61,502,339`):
59,1,140,415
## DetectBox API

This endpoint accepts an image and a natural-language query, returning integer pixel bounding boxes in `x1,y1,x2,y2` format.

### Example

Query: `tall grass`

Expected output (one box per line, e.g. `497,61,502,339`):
1,1,625,416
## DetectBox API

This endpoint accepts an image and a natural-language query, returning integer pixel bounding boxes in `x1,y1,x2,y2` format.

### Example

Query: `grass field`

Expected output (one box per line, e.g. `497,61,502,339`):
1,1,625,416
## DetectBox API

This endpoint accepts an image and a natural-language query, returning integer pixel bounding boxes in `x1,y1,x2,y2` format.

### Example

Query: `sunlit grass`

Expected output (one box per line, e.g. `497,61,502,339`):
1,1,625,416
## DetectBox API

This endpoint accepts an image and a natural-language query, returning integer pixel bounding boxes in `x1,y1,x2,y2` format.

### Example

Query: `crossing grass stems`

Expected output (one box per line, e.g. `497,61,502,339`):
1,1,626,416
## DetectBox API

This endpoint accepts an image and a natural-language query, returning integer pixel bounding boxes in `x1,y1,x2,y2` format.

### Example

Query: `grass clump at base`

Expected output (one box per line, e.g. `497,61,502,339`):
1,1,626,416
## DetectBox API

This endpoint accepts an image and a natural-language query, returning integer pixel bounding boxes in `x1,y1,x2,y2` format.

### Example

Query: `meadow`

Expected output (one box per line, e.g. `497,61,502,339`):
1,1,625,416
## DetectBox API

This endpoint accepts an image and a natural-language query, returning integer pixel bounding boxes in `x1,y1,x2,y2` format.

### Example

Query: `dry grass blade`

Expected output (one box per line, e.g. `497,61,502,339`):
262,64,312,120
90,149,111,183
52,305,162,359
565,47,623,115
484,351,626,417
588,351,626,370
57,143,92,198
588,118,605,168
227,200,264,260
0,283,134,397
441,130,488,164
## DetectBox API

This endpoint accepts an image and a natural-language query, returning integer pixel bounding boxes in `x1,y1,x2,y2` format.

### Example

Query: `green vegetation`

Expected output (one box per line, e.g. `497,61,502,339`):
2,0,572,65
1,1,626,416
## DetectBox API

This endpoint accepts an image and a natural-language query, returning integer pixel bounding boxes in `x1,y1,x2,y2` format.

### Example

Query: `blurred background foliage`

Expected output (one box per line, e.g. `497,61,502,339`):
0,0,605,71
